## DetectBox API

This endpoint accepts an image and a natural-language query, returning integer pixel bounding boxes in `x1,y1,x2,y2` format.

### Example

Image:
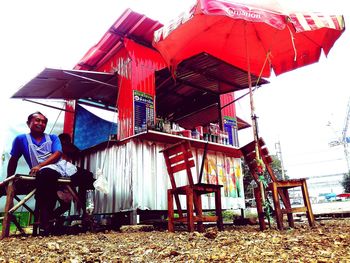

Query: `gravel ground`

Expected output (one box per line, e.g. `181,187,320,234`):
0,219,350,262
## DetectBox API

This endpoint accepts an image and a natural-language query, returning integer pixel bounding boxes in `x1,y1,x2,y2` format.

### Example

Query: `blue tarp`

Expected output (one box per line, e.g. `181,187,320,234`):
74,104,117,150
325,193,337,199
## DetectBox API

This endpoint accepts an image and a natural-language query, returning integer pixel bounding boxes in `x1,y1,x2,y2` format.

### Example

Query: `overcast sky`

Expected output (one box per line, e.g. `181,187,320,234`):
0,0,349,185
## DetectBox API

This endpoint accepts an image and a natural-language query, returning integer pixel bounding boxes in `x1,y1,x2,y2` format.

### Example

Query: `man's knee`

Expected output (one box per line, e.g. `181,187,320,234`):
71,168,95,189
36,168,60,181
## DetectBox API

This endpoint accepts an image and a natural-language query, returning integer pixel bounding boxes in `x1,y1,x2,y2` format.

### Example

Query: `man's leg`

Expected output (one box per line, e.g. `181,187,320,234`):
71,167,95,215
53,198,71,219
35,168,60,235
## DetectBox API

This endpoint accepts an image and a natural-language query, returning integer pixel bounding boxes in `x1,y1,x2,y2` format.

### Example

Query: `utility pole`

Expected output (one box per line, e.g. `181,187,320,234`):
275,140,286,180
328,97,350,172
341,98,350,172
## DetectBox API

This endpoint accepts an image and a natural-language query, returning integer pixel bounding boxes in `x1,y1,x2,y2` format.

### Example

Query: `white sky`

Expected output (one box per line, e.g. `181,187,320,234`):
0,0,349,184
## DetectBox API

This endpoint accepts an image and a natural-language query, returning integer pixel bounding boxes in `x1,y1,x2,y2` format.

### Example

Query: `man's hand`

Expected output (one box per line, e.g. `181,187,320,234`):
30,165,41,176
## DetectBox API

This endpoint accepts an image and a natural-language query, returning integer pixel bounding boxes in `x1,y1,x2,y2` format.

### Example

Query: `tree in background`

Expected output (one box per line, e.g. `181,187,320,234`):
269,156,288,181
243,155,287,200
341,172,350,193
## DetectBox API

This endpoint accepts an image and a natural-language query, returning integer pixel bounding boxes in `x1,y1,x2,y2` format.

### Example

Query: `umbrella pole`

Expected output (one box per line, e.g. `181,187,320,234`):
245,31,270,225
246,40,265,202
249,75,271,227
248,75,266,204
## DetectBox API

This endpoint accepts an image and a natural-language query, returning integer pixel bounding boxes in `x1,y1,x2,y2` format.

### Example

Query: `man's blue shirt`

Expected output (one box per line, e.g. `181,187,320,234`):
10,133,62,168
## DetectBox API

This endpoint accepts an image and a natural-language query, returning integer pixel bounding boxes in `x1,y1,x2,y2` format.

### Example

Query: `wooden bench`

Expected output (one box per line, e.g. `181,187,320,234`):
0,174,83,238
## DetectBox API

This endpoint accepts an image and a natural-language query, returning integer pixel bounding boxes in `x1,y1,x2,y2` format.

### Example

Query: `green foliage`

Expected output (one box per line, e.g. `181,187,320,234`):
222,210,235,222
205,210,238,222
341,172,350,193
270,155,288,181
242,155,287,199
0,212,32,233
242,158,255,199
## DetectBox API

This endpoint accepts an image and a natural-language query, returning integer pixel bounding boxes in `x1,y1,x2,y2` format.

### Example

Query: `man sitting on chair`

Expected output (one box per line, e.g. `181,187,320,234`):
7,111,67,236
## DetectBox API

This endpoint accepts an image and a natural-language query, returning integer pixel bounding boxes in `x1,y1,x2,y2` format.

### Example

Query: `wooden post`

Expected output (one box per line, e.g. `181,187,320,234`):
186,188,195,232
215,188,223,231
1,181,15,239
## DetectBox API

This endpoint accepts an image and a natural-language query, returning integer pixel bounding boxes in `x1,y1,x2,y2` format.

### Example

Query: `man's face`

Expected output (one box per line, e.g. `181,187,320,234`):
27,114,47,134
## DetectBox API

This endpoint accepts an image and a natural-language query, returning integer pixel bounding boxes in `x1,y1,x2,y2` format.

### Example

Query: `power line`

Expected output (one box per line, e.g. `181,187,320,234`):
287,158,344,167
285,147,343,158
300,173,344,179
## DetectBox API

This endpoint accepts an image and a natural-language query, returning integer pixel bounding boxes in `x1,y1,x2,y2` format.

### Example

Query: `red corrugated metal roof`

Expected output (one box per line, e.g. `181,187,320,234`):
74,9,163,71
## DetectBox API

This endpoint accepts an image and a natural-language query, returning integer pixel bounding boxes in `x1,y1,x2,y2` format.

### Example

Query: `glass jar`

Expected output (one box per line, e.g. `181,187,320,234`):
86,190,95,215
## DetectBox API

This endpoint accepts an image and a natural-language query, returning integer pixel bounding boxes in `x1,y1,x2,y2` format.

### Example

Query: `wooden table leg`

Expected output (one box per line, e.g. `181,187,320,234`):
1,181,15,239
193,192,204,232
215,188,223,231
186,188,195,232
167,189,175,232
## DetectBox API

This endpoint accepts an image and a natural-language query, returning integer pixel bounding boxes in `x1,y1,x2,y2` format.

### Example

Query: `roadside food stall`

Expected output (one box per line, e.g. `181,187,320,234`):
12,9,268,223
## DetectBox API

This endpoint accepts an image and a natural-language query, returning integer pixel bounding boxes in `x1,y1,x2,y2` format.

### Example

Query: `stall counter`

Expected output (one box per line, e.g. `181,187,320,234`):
81,130,245,216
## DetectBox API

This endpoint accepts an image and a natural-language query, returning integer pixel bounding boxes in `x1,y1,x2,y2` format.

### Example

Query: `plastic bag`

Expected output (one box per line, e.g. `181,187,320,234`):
93,168,109,195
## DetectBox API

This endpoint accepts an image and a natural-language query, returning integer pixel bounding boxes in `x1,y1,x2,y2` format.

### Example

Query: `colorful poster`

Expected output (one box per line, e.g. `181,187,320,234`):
225,157,237,197
133,90,155,134
216,154,228,196
234,159,243,198
204,153,218,184
203,153,217,197
202,153,243,199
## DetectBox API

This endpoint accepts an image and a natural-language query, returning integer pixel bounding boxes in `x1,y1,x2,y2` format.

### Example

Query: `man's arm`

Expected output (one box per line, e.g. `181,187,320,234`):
29,151,62,176
7,156,19,178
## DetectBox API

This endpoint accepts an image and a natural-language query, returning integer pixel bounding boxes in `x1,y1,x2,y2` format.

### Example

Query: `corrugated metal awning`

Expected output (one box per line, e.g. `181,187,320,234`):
156,52,269,128
11,68,118,107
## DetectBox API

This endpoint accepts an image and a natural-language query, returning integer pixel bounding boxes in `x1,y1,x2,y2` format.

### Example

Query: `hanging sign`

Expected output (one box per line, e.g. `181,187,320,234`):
133,90,155,134
223,116,238,147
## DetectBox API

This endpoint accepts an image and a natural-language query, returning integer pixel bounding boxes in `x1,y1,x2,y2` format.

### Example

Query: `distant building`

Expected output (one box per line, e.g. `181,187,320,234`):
287,173,344,204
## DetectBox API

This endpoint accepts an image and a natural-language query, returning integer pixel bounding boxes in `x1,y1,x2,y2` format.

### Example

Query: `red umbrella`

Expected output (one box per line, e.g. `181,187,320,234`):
153,0,345,78
153,0,345,156
153,0,345,125
153,0,345,206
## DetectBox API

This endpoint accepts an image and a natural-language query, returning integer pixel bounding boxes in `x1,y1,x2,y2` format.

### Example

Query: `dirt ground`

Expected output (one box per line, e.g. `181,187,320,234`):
0,219,350,262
